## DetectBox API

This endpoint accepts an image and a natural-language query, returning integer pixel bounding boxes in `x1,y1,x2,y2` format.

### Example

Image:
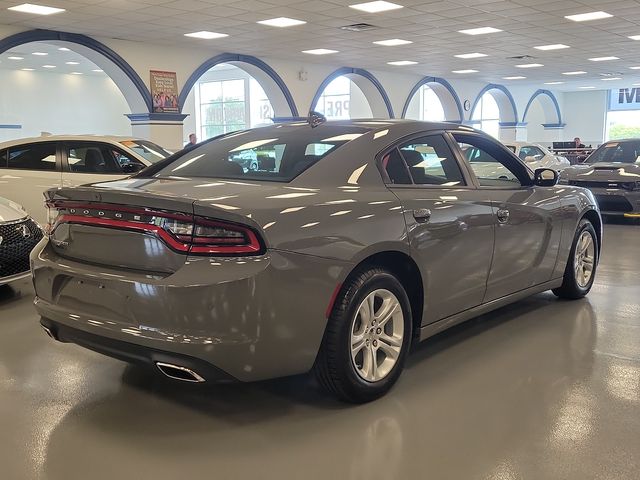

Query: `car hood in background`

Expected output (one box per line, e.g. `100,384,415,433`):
0,197,28,223
561,162,640,182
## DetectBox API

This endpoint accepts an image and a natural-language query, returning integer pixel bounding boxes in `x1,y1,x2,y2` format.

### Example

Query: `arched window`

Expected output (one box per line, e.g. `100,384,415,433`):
313,76,373,119
417,85,445,121
472,93,501,138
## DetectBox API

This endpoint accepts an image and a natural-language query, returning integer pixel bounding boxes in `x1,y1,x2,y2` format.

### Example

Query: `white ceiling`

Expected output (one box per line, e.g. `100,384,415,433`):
1,0,640,90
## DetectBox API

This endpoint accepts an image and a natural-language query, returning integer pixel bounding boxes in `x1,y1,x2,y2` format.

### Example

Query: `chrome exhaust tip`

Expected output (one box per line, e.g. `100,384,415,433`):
41,325,55,340
155,362,205,383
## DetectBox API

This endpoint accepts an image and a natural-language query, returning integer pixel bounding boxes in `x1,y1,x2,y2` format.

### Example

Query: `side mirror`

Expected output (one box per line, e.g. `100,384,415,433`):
534,168,558,187
122,163,145,174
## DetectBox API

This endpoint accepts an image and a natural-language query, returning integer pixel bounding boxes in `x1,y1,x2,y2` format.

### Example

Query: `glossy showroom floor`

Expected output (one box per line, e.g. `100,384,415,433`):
1,222,638,480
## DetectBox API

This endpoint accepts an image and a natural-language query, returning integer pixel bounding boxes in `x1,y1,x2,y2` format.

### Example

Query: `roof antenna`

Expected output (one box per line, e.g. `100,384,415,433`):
308,111,326,128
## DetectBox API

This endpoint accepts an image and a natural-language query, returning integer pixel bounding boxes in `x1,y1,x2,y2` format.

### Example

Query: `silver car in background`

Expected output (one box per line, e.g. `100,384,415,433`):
560,138,640,218
504,141,570,172
32,119,602,402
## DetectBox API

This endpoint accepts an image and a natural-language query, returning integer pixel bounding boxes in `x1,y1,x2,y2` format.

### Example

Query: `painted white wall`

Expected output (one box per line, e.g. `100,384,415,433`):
0,69,131,143
562,90,607,147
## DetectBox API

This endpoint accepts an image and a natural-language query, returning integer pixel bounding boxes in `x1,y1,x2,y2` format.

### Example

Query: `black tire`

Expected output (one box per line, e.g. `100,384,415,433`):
314,268,413,403
552,218,598,299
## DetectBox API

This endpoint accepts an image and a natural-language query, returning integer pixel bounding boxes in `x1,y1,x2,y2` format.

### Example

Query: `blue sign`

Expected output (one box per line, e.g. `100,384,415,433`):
609,88,640,111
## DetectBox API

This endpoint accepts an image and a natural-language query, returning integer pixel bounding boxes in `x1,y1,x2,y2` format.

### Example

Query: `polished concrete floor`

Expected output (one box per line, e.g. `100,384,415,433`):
1,222,639,480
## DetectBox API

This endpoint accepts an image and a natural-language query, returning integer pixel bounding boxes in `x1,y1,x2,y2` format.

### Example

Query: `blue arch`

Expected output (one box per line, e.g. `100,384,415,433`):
522,89,563,125
401,76,463,121
0,29,153,112
310,67,395,118
179,53,298,116
471,84,518,123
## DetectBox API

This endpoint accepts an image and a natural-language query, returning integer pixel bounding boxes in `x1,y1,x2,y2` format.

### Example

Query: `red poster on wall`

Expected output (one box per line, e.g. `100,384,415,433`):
150,70,179,113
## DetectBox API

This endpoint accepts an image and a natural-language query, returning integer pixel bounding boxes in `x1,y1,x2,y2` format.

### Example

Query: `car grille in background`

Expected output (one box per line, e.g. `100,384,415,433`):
594,195,634,213
0,218,43,278
569,180,637,190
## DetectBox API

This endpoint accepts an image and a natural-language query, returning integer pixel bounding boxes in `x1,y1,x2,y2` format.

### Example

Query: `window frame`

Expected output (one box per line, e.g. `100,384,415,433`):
449,131,534,189
0,141,61,173
376,130,475,190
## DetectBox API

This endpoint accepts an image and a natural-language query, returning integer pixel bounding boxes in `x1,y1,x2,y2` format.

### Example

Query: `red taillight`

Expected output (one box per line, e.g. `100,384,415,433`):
45,201,264,256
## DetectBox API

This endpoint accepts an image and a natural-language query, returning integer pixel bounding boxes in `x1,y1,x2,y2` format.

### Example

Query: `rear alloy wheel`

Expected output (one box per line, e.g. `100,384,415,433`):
553,219,598,299
314,268,412,403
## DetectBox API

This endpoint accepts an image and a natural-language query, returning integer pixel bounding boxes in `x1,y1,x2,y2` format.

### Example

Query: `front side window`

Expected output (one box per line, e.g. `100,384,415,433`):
586,141,640,164
519,146,544,162
5,143,56,171
454,133,528,187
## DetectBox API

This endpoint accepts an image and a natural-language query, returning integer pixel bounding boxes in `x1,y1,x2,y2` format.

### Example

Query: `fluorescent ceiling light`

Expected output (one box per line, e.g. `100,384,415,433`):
630,66,640,70
373,39,412,46
31,52,47,56
516,63,543,68
503,76,526,80
458,27,502,35
8,56,23,60
70,72,83,75
257,17,306,27
454,52,488,59
58,47,70,51
579,86,596,89
544,81,564,85
633,83,640,86
628,35,640,40
387,60,417,65
21,68,34,71
65,61,79,65
565,11,612,22
534,44,570,51
601,77,621,81
7,3,65,15
184,31,228,39
589,56,619,61
349,1,403,13
302,49,338,55
452,69,478,73
562,71,587,75
42,65,56,68
92,69,103,73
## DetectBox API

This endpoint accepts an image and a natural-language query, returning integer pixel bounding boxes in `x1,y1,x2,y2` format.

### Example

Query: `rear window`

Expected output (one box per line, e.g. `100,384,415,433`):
119,140,172,163
154,126,367,182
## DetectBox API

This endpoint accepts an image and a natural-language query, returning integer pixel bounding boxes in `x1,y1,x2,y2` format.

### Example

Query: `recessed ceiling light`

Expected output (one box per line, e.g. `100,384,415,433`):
452,69,478,73
562,71,587,75
65,61,79,65
458,27,502,35
70,72,83,75
302,49,338,55
628,35,640,41
373,39,412,46
630,66,640,70
534,44,570,51
7,3,65,15
257,17,306,28
503,76,526,80
184,31,228,39
633,83,640,86
387,60,417,66
544,81,564,85
579,86,596,89
349,1,403,13
565,11,612,22
92,69,103,73
58,47,70,51
31,52,47,56
601,77,621,81
8,56,24,60
21,68,34,71
42,65,56,68
516,63,543,68
455,52,488,59
589,56,619,61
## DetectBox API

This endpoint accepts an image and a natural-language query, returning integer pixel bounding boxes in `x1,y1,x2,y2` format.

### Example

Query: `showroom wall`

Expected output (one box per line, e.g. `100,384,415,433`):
0,68,131,142
0,24,614,149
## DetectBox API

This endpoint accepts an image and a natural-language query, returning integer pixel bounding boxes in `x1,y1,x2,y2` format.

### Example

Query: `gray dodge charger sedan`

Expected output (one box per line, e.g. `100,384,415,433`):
32,119,602,402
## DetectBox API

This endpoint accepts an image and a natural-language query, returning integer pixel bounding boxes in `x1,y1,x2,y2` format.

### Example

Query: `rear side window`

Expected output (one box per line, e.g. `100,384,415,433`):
5,143,57,171
154,126,368,182
67,144,121,174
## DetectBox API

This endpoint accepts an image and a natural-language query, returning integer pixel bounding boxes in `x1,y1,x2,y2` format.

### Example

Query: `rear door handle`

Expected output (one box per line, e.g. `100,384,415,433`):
413,208,432,223
496,208,510,223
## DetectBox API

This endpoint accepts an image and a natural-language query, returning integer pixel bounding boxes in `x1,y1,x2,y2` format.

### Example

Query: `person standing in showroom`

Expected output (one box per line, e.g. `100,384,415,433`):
182,133,198,152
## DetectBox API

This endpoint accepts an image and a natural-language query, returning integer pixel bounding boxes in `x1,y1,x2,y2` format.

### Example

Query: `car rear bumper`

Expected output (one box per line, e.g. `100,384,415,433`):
31,241,349,382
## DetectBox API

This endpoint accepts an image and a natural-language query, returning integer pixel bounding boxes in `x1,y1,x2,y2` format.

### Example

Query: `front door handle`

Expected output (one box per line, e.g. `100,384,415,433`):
413,208,432,223
496,208,510,223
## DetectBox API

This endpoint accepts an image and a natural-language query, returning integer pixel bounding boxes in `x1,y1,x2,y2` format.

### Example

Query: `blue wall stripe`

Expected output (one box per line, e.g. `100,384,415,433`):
0,124,22,129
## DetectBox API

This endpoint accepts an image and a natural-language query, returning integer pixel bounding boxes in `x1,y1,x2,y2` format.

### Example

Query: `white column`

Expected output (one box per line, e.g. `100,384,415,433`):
127,114,189,152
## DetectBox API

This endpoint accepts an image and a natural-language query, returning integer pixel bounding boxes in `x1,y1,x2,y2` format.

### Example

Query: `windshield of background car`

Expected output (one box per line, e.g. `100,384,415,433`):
586,141,640,164
154,126,369,182
120,140,172,163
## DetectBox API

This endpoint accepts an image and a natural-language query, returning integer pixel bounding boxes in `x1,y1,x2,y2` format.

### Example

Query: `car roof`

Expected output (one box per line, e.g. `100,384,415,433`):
0,135,144,148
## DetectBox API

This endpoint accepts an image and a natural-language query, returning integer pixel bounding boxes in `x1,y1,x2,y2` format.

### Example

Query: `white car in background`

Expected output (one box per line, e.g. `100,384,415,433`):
504,141,570,172
0,135,172,224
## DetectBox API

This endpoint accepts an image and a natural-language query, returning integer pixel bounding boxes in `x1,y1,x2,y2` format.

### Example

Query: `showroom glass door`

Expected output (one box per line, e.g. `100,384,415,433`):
452,132,563,302
382,133,495,324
